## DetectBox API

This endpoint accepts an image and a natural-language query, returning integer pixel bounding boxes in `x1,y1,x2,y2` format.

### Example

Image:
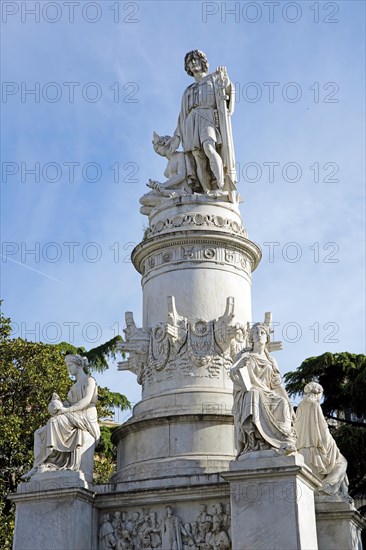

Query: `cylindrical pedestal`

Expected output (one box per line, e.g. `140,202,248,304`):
114,196,261,481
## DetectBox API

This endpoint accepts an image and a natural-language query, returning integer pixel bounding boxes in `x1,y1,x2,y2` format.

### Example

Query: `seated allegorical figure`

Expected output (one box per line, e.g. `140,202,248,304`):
22,354,100,480
295,381,349,498
139,132,191,216
230,322,296,457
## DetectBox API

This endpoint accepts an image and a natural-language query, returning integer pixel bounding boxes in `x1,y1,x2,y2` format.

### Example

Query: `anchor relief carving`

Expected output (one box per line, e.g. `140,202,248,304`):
118,296,247,387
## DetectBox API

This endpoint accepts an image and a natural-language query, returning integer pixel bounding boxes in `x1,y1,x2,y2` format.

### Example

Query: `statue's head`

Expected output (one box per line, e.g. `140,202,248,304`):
64,354,88,373
184,50,209,76
249,323,271,347
213,521,221,533
304,381,323,401
152,132,171,157
215,503,223,514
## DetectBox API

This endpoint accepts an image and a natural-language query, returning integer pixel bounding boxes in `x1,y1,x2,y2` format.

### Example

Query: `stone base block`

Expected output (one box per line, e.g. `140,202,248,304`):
9,473,95,550
315,499,365,550
222,451,320,550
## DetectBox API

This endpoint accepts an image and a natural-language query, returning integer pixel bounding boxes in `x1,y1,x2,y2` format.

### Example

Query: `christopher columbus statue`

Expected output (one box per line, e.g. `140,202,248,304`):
167,50,237,194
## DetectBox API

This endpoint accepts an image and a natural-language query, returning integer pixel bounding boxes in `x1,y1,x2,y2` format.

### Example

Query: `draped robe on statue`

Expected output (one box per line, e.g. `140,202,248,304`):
295,395,348,495
33,378,100,471
232,353,294,453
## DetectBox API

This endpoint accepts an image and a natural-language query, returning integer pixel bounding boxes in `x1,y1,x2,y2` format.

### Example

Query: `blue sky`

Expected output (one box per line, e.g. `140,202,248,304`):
1,0,365,415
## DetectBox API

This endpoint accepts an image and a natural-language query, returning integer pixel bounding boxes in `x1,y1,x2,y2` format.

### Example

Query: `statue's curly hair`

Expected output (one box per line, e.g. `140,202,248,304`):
65,354,88,369
184,50,209,76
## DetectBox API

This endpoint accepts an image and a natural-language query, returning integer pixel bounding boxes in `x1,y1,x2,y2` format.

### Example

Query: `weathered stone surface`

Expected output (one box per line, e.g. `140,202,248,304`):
315,500,365,550
10,482,95,550
223,453,320,550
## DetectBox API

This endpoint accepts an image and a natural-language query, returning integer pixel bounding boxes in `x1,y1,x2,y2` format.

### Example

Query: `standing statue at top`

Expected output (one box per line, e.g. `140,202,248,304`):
169,49,237,194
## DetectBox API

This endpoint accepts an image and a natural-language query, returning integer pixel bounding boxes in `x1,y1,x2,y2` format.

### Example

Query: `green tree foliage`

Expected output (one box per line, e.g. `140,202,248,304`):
0,307,130,548
284,352,366,496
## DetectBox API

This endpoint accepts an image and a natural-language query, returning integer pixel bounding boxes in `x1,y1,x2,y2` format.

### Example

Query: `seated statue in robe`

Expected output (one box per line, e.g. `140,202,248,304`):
22,354,100,479
230,322,296,457
295,381,349,498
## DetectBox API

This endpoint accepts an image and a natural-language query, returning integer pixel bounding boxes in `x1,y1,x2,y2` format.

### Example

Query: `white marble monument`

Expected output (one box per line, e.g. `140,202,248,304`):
10,51,365,550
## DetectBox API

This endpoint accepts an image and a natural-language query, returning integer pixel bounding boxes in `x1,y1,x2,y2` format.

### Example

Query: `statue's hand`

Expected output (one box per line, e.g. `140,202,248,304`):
217,65,227,75
216,66,229,89
148,180,164,194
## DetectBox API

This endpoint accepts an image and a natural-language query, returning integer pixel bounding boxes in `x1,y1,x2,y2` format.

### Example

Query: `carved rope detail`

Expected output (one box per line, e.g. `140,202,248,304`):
146,213,248,238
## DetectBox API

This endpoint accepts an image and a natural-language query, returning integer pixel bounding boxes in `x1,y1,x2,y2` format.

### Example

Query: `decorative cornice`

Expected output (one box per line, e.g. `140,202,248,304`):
132,232,262,274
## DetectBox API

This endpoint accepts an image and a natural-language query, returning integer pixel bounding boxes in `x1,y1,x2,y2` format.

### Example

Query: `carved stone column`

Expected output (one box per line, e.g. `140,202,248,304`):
112,195,261,481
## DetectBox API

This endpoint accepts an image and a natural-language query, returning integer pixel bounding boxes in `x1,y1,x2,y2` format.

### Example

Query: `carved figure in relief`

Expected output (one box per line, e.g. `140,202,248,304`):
112,511,125,540
99,505,231,550
161,505,191,550
230,319,296,456
100,514,117,550
183,523,198,549
211,503,229,533
204,521,231,550
126,511,144,549
22,354,100,479
295,382,349,499
116,531,133,550
145,512,162,549
140,132,191,216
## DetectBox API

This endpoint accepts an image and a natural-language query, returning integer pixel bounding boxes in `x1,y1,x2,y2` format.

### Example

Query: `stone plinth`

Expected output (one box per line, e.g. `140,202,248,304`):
315,499,365,550
9,473,95,550
222,452,320,550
